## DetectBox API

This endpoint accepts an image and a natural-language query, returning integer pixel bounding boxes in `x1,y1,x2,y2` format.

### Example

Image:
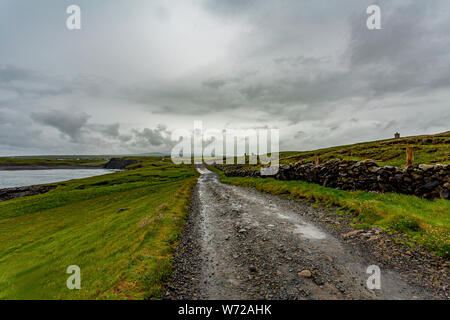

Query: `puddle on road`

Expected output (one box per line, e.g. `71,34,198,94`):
197,167,327,241
197,167,210,175
293,223,327,240
236,190,328,240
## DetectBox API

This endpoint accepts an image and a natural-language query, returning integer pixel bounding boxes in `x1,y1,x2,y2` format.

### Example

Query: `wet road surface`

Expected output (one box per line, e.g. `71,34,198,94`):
166,168,437,299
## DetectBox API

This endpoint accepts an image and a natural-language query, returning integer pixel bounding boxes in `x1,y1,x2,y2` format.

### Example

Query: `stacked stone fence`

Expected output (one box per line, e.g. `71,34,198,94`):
218,160,450,200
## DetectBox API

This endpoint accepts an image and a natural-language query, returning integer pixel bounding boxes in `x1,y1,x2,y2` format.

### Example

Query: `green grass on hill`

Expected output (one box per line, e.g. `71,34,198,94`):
280,131,450,167
0,156,108,167
211,167,450,258
0,158,198,299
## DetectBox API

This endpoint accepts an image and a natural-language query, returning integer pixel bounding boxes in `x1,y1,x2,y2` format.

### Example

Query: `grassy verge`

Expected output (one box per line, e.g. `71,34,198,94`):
210,167,450,258
0,158,198,299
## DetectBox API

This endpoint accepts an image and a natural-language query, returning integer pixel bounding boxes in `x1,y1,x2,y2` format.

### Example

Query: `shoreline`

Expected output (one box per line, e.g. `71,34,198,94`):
0,165,105,171
0,185,57,202
0,167,118,201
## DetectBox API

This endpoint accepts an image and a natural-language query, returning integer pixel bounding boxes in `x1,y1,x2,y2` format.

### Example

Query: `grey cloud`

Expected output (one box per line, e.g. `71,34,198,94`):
294,131,306,139
202,79,227,90
88,123,121,138
1,1,449,155
273,56,329,67
154,5,171,23
27,108,176,154
347,1,450,96
31,110,91,142
238,85,265,101
132,124,173,147
0,65,72,98
97,0,450,138
203,0,259,17
0,109,43,151
0,65,35,83
119,134,133,143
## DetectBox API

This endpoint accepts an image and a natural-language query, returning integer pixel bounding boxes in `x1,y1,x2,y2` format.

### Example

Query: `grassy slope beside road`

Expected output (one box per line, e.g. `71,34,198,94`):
211,167,450,258
0,158,198,299
280,131,450,167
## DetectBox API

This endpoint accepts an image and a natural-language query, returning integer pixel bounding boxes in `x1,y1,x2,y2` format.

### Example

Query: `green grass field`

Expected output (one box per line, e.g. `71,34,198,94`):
0,158,198,299
210,167,449,258
279,131,450,167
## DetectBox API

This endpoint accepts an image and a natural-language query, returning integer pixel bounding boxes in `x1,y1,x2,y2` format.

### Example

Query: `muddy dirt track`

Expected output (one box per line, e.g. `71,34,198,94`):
165,168,447,300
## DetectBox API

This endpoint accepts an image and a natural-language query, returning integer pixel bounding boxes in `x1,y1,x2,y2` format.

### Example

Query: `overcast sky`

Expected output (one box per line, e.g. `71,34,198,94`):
0,0,449,156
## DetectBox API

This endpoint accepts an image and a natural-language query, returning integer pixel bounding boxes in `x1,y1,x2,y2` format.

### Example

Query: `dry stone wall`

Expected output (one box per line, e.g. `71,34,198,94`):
220,160,450,200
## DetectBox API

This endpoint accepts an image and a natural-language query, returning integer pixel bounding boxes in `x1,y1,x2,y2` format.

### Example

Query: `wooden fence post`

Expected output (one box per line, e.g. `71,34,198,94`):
314,154,320,165
406,147,414,167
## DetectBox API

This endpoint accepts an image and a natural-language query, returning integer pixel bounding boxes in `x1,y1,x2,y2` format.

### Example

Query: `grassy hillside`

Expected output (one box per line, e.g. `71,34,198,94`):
0,158,198,299
280,131,450,167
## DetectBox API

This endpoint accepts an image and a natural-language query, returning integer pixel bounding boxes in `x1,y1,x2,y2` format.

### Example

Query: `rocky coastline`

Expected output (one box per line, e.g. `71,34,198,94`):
0,185,57,202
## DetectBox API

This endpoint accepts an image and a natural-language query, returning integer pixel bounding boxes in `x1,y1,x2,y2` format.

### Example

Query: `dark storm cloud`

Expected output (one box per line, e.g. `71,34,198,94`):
124,0,450,130
347,1,450,96
31,110,91,142
29,109,175,153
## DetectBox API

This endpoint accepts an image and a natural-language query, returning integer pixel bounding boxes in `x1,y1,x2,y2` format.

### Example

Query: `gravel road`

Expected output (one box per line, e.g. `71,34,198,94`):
165,168,447,300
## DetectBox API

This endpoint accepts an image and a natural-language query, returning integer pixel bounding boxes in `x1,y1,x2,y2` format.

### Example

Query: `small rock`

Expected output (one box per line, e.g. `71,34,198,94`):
298,288,310,296
313,277,325,285
249,265,257,273
422,180,439,191
298,270,312,278
373,227,382,234
418,164,434,171
342,230,364,239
